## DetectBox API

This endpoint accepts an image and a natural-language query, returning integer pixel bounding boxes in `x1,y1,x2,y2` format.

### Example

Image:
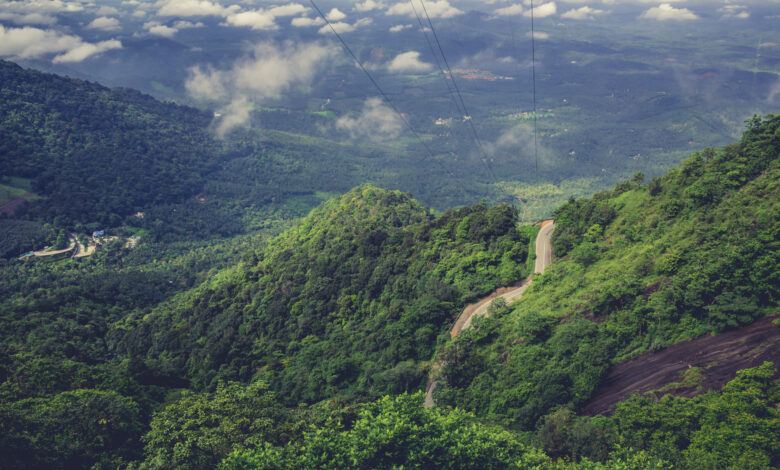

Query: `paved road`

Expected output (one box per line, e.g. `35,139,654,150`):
449,220,555,338
534,220,555,274
425,220,555,407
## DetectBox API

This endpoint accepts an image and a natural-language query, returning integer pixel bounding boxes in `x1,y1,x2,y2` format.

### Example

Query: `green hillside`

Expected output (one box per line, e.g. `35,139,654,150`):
0,62,777,469
431,114,779,458
0,60,218,226
123,186,534,403
0,60,489,242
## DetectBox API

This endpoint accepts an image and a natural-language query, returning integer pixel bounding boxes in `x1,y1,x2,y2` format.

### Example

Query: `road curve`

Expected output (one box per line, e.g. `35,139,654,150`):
425,220,555,407
449,220,555,339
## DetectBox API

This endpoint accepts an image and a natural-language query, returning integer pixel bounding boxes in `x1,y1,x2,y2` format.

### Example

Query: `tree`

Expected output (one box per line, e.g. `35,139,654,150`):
141,381,290,470
219,393,550,470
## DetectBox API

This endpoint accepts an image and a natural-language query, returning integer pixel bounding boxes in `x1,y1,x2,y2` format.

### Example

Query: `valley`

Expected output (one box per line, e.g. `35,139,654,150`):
0,1,778,468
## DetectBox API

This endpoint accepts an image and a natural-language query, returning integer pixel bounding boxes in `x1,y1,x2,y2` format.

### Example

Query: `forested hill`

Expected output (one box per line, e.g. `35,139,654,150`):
0,118,778,469
121,186,535,404
432,114,779,463
0,59,218,226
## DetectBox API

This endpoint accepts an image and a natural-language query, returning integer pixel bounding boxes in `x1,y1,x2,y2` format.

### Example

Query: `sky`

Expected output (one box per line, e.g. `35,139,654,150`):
0,0,775,64
1,0,777,134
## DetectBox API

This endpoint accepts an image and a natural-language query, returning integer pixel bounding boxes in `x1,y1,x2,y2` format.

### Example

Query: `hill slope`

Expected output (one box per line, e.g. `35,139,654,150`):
433,114,779,427
122,186,535,403
0,60,218,226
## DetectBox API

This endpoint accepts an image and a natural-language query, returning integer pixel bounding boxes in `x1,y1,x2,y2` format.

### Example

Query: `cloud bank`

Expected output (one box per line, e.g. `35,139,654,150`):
86,16,121,31
387,51,433,73
561,6,605,20
185,41,338,134
336,97,402,142
0,25,121,62
640,4,698,21
386,0,462,19
494,4,523,16
524,2,556,18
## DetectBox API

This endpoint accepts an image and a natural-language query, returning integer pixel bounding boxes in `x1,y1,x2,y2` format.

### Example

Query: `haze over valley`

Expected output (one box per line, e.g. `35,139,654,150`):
0,1,778,469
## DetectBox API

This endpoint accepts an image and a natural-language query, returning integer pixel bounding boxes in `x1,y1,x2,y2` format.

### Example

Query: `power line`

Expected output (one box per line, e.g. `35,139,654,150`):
417,0,497,182
308,0,455,177
530,0,539,176
408,0,463,116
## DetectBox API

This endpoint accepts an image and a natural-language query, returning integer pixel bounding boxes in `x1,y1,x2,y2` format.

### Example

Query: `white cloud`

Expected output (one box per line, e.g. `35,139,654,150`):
175,20,204,28
86,16,121,31
185,64,229,99
186,41,337,100
215,96,252,136
494,4,523,16
0,25,120,62
0,0,85,13
389,23,411,32
718,5,749,19
132,9,147,18
95,5,120,16
291,16,324,26
386,0,462,19
156,0,238,17
143,20,203,37
336,97,402,142
523,2,555,18
561,5,605,19
224,10,278,30
268,3,307,16
387,50,433,73
326,7,346,21
186,41,338,134
527,30,549,39
317,17,371,34
0,12,58,25
146,23,177,37
640,4,698,21
220,4,307,30
486,123,548,163
318,20,353,33
355,0,384,12
53,39,121,62
767,77,780,104
491,124,532,152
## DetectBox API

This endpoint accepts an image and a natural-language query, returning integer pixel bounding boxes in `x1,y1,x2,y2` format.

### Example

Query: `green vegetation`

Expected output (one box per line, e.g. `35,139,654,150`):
0,61,777,469
610,362,779,469
220,393,550,470
125,186,532,403
433,114,779,438
0,60,218,227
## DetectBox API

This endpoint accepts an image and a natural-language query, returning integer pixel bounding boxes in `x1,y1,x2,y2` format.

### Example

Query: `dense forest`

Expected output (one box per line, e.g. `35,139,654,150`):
0,60,217,226
0,59,777,468
122,186,534,403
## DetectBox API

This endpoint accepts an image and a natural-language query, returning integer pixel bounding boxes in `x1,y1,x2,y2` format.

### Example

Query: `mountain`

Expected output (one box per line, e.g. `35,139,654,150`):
0,57,777,468
431,114,779,458
0,60,491,249
121,185,535,403
0,59,217,226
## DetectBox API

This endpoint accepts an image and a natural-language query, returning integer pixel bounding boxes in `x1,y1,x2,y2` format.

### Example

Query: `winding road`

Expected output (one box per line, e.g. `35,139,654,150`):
425,220,555,407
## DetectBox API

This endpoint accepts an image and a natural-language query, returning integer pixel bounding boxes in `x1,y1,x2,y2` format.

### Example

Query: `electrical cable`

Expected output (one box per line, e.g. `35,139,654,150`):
417,0,497,182
530,0,539,176
309,0,456,177
408,0,463,116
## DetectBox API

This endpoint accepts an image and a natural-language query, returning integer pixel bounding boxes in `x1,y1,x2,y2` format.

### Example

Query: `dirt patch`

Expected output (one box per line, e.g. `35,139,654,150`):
0,192,35,215
580,316,780,416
